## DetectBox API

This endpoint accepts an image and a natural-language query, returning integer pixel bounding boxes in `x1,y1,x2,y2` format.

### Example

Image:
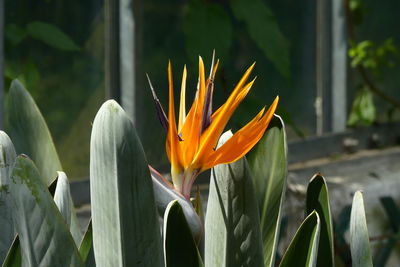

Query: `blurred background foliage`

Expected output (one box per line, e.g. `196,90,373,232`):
3,0,400,180
346,0,400,127
5,0,105,180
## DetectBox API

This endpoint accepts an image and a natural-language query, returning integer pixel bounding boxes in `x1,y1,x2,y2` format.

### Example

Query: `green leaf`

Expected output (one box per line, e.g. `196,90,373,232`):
90,100,163,266
347,87,376,126
306,174,334,267
231,0,290,78
1,174,59,267
0,132,17,263
9,155,82,266
5,24,27,46
164,200,202,267
1,236,21,267
350,191,373,267
53,172,83,245
246,115,287,267
279,211,320,267
183,1,232,62
7,80,62,186
26,21,79,51
205,131,264,267
79,221,95,267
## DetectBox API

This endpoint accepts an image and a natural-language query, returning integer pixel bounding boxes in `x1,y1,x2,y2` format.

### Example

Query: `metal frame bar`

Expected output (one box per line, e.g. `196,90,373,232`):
105,0,121,102
316,0,332,134
331,0,347,132
104,0,140,126
119,0,136,124
316,0,347,134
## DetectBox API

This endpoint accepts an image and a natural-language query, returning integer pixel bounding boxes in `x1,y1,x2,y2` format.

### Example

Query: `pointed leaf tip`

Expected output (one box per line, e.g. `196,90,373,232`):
146,74,169,132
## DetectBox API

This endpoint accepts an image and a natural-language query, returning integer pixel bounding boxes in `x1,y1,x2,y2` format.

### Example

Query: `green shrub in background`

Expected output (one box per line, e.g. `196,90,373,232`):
0,76,373,267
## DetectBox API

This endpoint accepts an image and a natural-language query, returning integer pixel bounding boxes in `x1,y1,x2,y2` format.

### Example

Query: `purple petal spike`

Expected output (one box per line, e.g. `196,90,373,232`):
146,74,169,132
208,50,216,80
200,81,214,135
200,52,216,134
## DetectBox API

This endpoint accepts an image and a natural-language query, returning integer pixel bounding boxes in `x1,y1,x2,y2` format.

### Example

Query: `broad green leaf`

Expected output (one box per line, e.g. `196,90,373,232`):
5,24,27,46
0,132,17,263
1,169,59,267
183,0,232,61
347,87,376,126
306,174,334,267
90,100,163,267
3,172,83,267
7,80,62,185
350,191,373,267
1,236,21,267
231,0,290,78
9,155,82,266
150,166,202,240
279,211,320,267
205,131,264,267
163,200,202,267
53,172,83,245
26,21,80,51
79,221,95,267
247,115,287,267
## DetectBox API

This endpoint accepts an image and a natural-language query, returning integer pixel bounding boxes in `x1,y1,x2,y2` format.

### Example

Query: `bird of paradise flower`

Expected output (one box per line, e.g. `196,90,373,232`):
147,53,278,200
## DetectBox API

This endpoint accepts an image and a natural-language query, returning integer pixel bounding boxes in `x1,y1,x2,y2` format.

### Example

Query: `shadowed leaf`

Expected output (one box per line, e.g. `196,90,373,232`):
164,200,202,267
306,174,334,267
205,131,264,266
2,236,21,267
79,221,95,267
7,80,62,185
247,115,287,267
279,211,320,267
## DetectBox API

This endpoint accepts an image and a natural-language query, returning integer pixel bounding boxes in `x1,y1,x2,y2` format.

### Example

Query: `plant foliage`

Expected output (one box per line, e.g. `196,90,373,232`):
0,81,376,267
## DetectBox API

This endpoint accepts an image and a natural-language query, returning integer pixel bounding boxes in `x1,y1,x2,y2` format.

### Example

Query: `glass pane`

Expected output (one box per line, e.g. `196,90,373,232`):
5,0,105,181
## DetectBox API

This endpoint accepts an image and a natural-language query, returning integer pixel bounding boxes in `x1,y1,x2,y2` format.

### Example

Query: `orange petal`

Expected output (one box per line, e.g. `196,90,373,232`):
211,62,255,119
181,57,218,138
201,96,279,170
178,65,187,131
166,62,182,184
192,78,256,167
180,57,207,165
211,59,219,81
